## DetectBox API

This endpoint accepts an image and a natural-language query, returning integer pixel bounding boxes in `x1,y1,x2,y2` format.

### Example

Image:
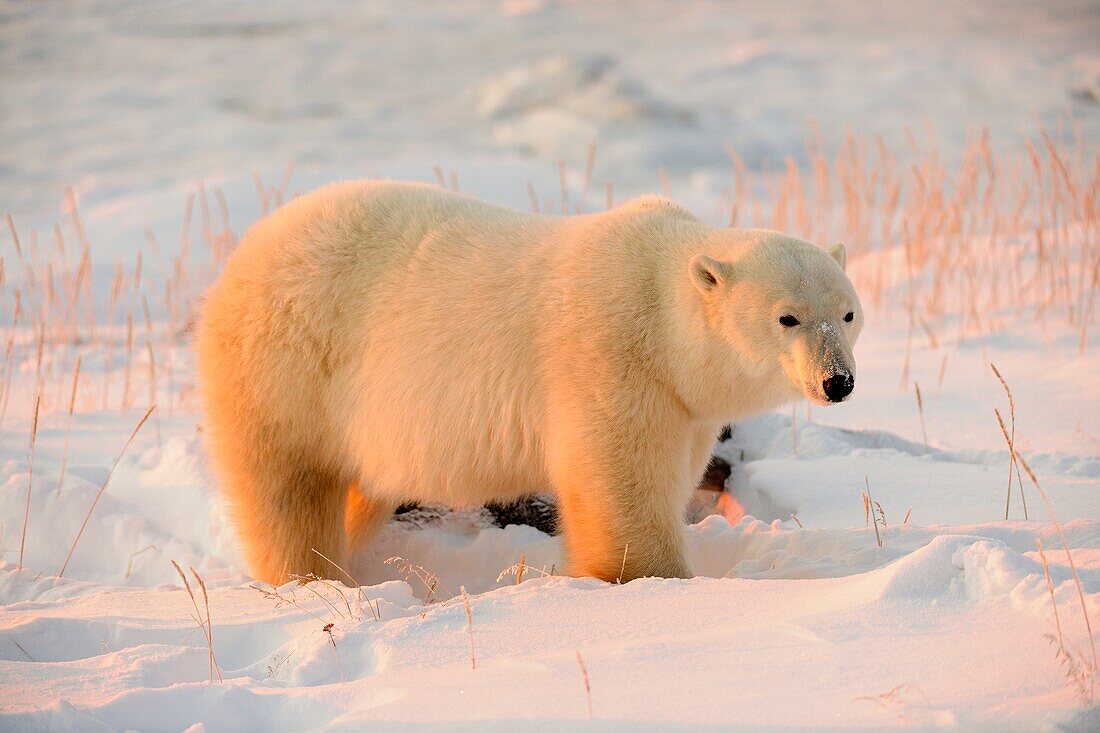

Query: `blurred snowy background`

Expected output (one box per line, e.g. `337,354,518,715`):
3,0,1098,221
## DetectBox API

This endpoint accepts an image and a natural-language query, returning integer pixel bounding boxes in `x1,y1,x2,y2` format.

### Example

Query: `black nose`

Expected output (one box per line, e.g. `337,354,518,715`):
822,373,854,402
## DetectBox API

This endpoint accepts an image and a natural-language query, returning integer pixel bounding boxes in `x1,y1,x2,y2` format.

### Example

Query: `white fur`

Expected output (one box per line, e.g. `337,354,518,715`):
196,181,863,583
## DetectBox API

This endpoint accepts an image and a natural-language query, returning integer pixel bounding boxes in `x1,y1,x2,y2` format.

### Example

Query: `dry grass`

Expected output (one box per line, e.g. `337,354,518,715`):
558,160,570,214
288,574,355,620
0,124,1091,429
384,556,454,603
310,547,380,621
863,477,886,548
266,651,294,680
56,355,81,496
0,334,14,430
252,583,334,625
251,578,353,682
990,363,1028,520
514,552,526,584
171,560,222,683
1036,538,1095,704
124,543,157,580
322,622,345,682
989,370,1095,701
719,123,1097,368
18,395,41,572
854,684,931,723
496,556,553,584
526,181,540,213
576,651,593,719
1,179,243,423
616,542,629,584
59,404,155,578
1017,454,1097,703
460,585,476,670
913,382,928,452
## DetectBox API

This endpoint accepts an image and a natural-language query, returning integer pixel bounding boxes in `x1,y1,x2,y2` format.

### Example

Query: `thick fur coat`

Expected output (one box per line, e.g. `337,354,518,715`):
196,181,863,583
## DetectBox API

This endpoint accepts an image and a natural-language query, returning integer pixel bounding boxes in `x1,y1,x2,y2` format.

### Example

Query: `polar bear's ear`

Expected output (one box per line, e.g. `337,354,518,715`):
689,254,733,293
829,243,847,271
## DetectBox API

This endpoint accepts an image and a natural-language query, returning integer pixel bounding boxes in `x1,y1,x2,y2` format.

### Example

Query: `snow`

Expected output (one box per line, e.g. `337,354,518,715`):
4,0,1099,222
1,536,1098,730
1,1,1098,731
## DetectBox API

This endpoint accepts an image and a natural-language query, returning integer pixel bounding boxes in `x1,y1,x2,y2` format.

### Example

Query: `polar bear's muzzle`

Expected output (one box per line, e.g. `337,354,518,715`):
786,329,856,406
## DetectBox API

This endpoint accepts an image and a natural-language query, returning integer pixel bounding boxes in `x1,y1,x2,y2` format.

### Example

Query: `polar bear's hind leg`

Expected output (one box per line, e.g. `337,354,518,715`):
225,450,348,585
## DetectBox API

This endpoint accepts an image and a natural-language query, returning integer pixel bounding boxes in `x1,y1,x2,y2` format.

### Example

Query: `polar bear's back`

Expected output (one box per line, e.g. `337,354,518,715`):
236,180,540,286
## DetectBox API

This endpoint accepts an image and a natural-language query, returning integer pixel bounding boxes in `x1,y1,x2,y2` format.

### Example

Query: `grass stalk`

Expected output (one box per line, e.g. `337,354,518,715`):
59,405,155,577
171,560,223,682
461,585,476,670
576,651,593,719
56,355,81,495
914,382,928,452
310,547,380,621
1016,453,1097,700
18,395,41,572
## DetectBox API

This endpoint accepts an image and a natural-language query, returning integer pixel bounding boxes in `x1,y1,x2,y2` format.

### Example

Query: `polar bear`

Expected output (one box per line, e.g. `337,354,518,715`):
196,181,862,584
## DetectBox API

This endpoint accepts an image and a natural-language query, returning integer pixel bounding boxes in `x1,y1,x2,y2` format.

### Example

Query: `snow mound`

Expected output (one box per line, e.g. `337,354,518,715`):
3,559,1094,731
476,54,691,125
475,54,694,160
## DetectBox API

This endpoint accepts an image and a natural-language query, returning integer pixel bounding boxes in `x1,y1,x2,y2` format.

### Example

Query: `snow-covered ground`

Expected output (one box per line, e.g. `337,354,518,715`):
1,2,1098,731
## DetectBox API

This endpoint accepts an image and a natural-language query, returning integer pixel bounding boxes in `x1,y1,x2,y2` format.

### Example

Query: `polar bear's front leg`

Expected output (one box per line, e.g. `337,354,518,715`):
548,415,695,582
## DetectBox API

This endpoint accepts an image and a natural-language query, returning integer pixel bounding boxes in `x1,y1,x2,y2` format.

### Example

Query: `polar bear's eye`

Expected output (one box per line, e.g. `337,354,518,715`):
779,315,800,328
844,311,854,322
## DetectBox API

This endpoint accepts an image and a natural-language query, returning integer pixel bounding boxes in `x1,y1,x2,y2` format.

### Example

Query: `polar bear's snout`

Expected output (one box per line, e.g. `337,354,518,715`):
809,329,858,404
790,336,857,406
822,372,854,402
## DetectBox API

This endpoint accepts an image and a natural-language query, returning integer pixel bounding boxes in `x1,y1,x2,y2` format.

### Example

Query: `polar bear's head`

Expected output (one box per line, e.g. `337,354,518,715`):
689,234,863,406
